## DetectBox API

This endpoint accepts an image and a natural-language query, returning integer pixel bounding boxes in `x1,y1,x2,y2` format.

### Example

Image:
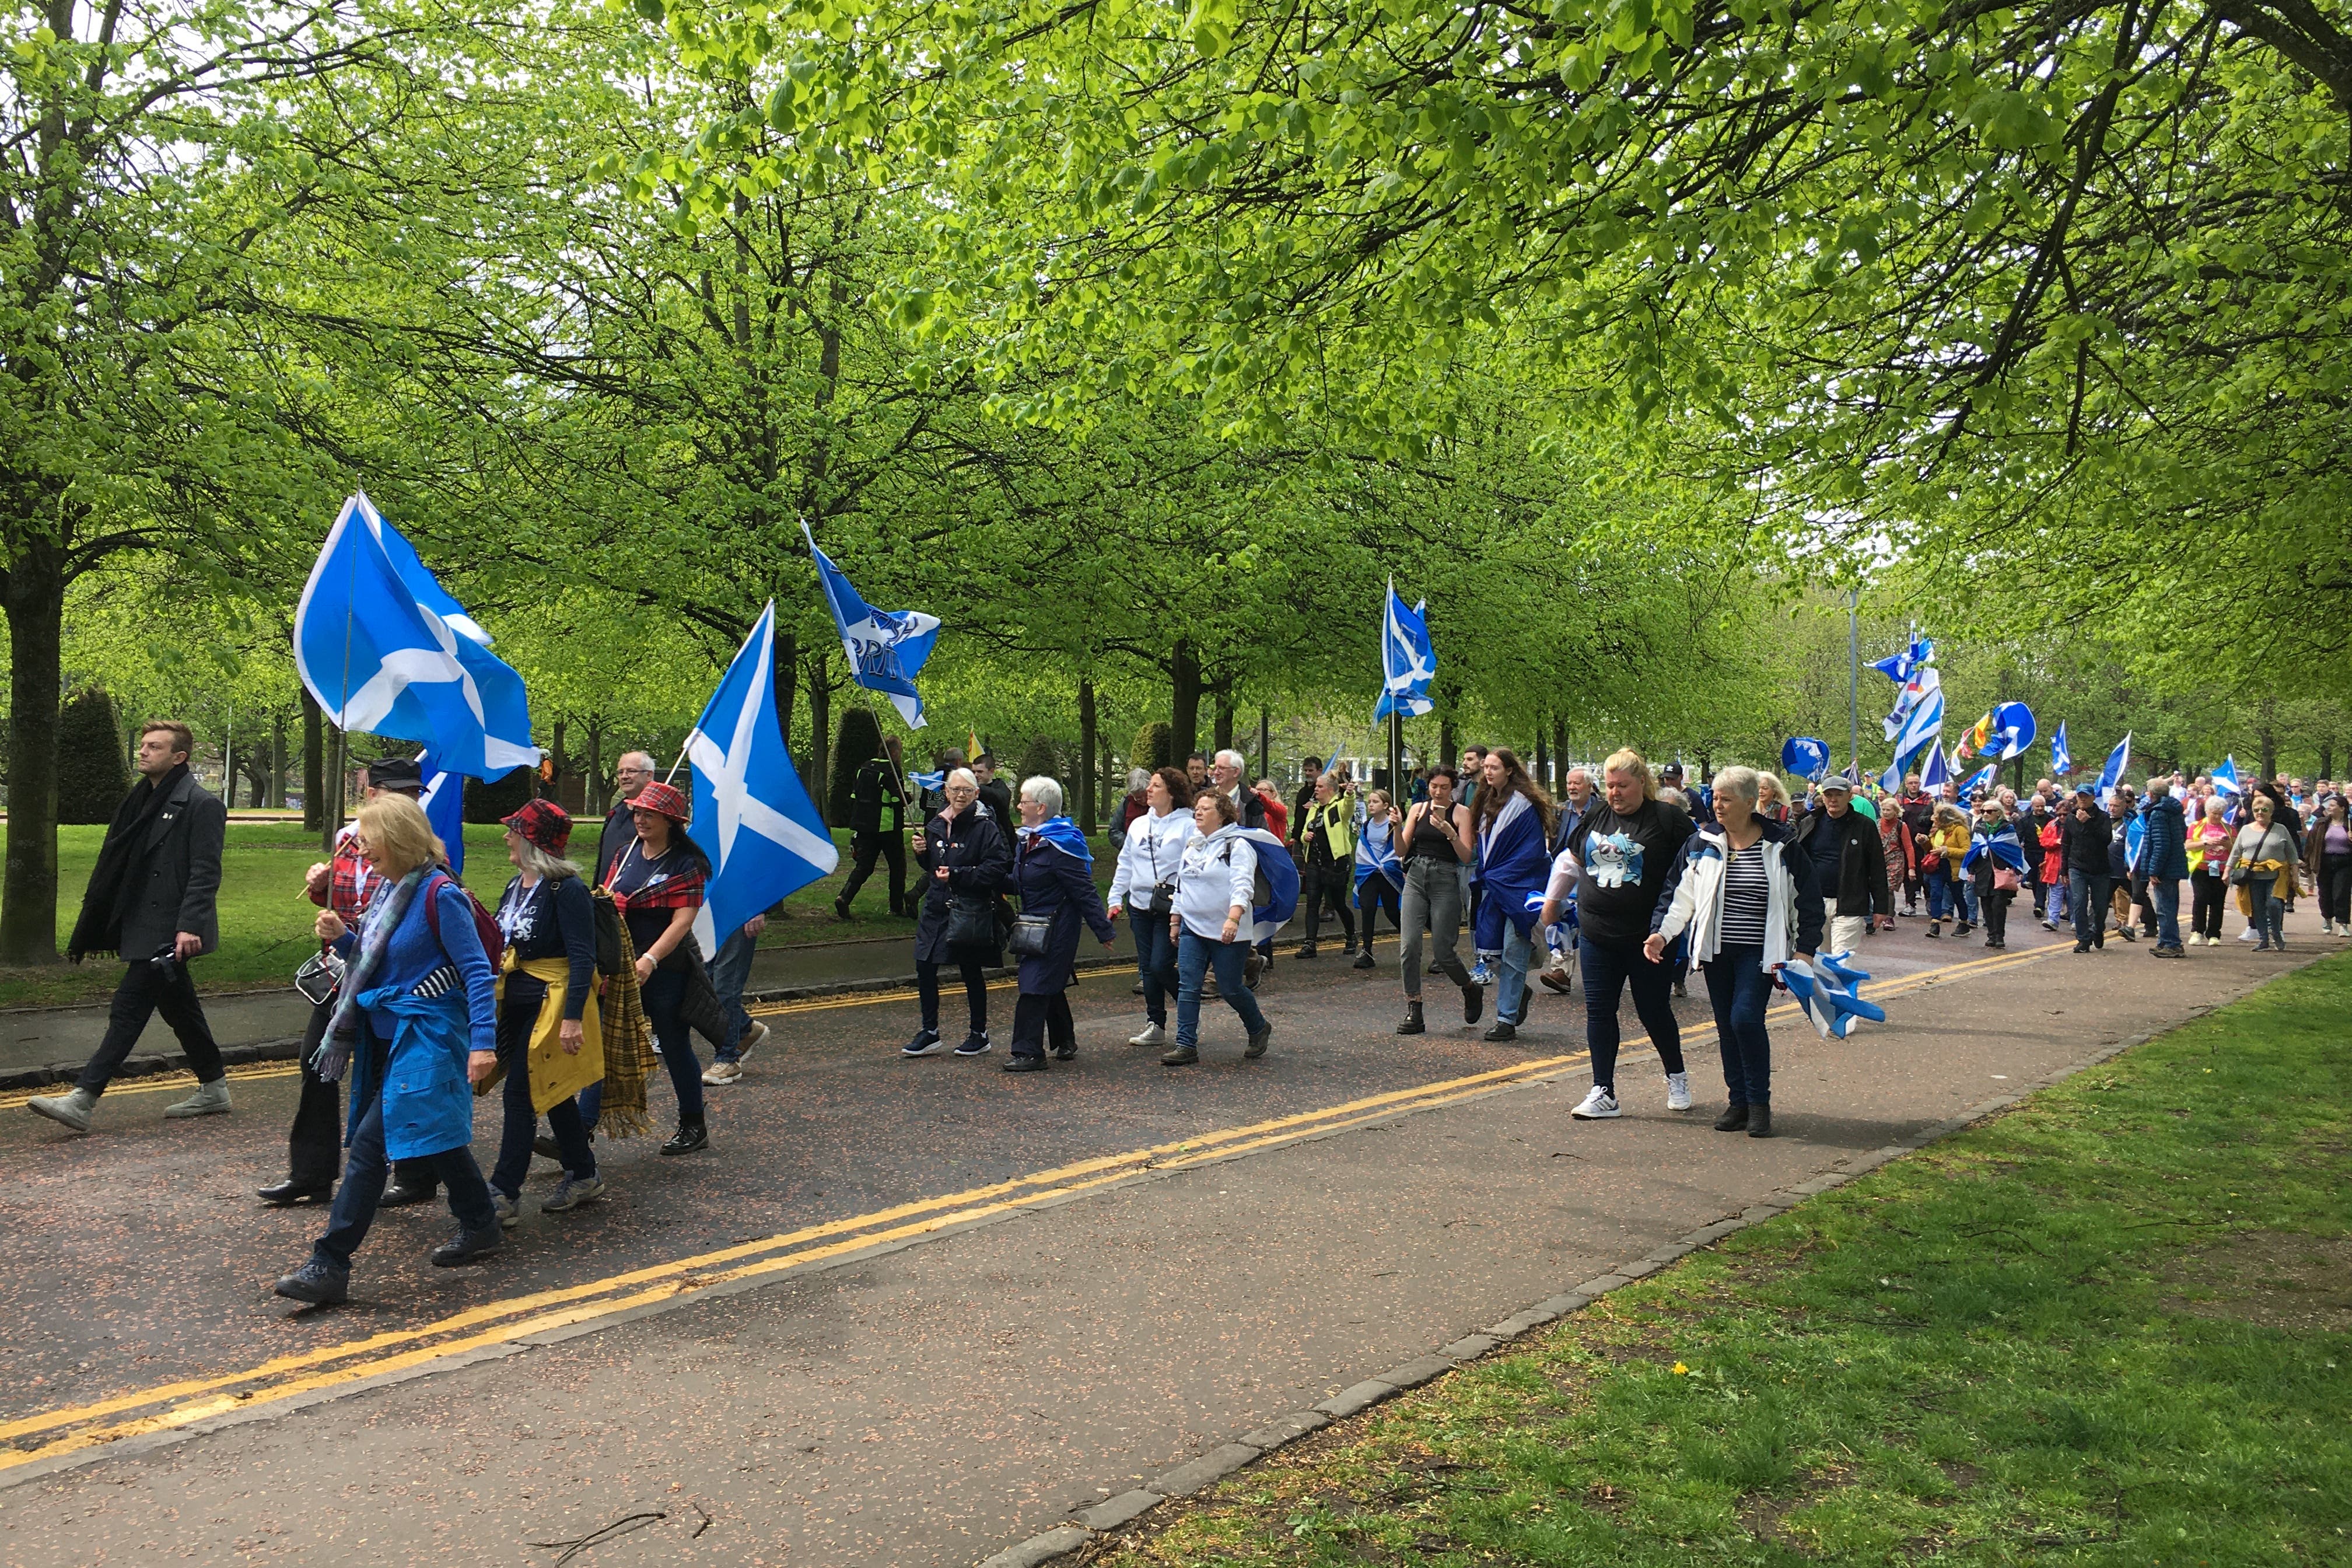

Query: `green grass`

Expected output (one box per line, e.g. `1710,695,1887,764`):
0,820,954,1008
1102,955,2352,1568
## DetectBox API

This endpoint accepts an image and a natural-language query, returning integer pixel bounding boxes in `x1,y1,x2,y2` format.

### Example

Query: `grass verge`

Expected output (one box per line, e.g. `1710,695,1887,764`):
1096,954,2352,1567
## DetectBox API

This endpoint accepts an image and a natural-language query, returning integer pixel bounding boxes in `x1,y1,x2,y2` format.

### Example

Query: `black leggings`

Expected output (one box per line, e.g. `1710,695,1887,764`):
2192,870,2229,940
1356,877,1401,946
918,955,988,1036
2322,853,2352,925
1303,862,1356,946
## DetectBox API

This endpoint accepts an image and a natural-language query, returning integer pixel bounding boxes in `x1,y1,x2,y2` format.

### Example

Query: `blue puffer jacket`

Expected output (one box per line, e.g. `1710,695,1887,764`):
2138,794,2189,880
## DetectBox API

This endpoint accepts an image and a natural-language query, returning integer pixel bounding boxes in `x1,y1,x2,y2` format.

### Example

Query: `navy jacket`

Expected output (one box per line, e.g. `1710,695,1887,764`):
913,805,1012,965
2138,794,2189,881
1011,833,1114,993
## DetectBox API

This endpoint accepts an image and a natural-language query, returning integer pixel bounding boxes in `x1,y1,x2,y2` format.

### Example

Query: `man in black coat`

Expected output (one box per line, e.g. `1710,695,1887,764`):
29,721,229,1133
594,751,659,884
2060,784,2113,952
1788,772,1891,952
835,734,909,918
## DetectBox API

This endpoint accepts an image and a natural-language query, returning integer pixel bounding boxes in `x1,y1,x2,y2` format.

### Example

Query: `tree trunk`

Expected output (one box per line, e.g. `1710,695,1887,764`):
549,718,568,800
0,539,65,963
772,626,798,776
586,719,606,814
1536,732,1550,790
1212,680,1235,756
268,710,286,808
2258,705,2278,783
1553,715,1568,785
804,654,831,824
2322,741,2335,780
1258,706,1269,782
1079,678,1098,834
1170,638,1200,758
1439,715,1457,771
302,687,325,831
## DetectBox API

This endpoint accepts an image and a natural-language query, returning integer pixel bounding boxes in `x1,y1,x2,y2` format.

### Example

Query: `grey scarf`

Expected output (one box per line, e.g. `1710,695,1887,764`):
311,865,433,1083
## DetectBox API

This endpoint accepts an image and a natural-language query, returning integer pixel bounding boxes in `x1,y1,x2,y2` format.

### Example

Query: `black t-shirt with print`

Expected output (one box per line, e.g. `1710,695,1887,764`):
1567,798,1696,947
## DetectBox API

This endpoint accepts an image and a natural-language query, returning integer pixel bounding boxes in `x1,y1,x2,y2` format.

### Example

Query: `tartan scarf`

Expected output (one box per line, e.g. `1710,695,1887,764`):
591,887,658,1140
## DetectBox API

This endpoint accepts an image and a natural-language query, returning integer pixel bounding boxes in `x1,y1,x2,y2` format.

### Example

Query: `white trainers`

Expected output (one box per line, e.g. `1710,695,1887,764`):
1665,1072,1692,1111
1128,1023,1167,1046
701,1059,743,1085
1570,1085,1621,1119
2239,925,2260,943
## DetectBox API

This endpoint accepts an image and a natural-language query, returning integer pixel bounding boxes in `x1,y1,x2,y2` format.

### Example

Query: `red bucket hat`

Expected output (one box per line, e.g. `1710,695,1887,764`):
627,779,692,824
501,798,573,856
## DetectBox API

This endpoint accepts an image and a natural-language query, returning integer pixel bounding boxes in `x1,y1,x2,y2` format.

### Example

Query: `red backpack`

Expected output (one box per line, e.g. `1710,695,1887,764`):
423,871,507,972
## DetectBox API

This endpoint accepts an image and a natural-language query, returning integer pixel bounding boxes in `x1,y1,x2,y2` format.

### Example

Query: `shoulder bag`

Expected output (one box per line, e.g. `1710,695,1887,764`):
1007,912,1055,960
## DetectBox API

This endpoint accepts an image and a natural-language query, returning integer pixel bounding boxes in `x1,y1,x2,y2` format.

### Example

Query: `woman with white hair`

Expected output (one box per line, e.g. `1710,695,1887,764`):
1646,767,1819,1138
1005,775,1116,1072
904,768,1013,1058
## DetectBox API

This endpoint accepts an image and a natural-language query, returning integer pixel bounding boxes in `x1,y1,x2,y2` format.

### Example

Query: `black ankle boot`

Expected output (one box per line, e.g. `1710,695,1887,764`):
1395,1000,1426,1035
1713,1104,1750,1132
1746,1104,1774,1139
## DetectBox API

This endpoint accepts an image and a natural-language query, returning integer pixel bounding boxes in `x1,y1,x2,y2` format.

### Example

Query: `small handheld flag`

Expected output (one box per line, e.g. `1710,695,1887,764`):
1959,761,1999,800
804,523,941,729
1374,581,1436,721
684,601,841,957
1781,738,1831,782
2095,733,2132,799
2050,720,2072,778
2210,756,2242,797
1780,953,1888,1040
1917,739,1952,793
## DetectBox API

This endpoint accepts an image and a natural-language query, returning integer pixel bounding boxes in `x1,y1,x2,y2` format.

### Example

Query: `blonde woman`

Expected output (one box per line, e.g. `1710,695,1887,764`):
2230,795,2300,950
275,794,502,1306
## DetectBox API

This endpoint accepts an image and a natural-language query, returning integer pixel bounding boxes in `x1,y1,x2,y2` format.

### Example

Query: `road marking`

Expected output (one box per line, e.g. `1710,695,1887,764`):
0,937,2070,1472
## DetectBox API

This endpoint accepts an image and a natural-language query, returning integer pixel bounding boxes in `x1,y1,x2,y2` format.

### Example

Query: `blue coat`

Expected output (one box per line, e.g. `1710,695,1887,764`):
2138,794,2189,880
1012,833,1114,994
336,874,498,1160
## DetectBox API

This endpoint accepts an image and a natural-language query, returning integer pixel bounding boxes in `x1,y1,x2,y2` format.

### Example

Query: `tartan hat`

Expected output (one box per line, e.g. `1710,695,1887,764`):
626,779,691,824
501,797,573,855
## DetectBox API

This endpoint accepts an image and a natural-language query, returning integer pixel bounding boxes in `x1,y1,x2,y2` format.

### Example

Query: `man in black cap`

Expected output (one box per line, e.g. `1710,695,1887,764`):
250,755,440,1202
29,721,229,1133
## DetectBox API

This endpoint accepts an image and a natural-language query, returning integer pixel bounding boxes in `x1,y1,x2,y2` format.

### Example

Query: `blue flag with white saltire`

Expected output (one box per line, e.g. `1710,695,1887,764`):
2124,812,2146,872
1883,663,1942,744
1781,738,1831,782
1353,818,1402,896
1959,762,1999,800
2210,755,2242,796
1918,738,1952,792
2095,733,2132,800
684,601,841,957
1870,632,1934,685
2050,720,2071,778
1233,827,1301,942
1963,820,2028,875
1980,702,2037,760
909,768,946,795
1780,953,1888,1040
1374,580,1436,721
416,750,468,877
803,524,941,729
294,493,538,780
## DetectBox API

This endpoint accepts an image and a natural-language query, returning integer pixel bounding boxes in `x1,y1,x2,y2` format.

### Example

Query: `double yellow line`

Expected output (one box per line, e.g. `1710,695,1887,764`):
0,938,2060,1475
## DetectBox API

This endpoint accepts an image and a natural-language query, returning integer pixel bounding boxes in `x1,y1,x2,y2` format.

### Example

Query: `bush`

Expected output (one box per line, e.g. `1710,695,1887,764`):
1130,721,1175,772
1014,735,1063,793
464,765,537,824
830,706,885,822
57,687,129,825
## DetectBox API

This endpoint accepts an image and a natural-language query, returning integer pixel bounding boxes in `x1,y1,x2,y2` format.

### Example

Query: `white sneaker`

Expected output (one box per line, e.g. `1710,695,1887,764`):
1570,1085,1621,1119
2239,926,2260,943
1665,1072,1692,1111
1128,1023,1167,1046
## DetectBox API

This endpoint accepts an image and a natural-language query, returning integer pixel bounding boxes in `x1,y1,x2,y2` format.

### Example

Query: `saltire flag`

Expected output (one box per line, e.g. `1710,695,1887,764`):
683,601,840,958
294,492,538,780
1374,580,1436,721
1020,813,1096,867
2210,756,2242,796
2095,733,2132,800
416,749,468,877
1870,631,1934,685
1779,953,1888,1040
1781,737,1831,782
1958,762,1999,800
909,768,947,794
2124,811,2146,872
1233,828,1301,942
1353,819,1403,897
1882,663,1942,744
804,523,941,728
1962,820,2028,876
1877,675,1947,792
1917,739,1952,793
2051,720,2072,778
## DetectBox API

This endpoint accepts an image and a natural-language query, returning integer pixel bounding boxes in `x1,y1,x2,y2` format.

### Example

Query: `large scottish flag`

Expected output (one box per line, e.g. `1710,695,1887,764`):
2095,733,2132,800
1374,581,1436,721
1882,663,1942,745
804,524,941,728
1781,737,1831,782
2210,755,2242,797
294,492,537,780
1870,632,1934,685
2051,720,2072,778
684,602,840,957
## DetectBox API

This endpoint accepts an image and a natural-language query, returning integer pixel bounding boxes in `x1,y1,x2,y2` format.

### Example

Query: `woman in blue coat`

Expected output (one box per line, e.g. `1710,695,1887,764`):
275,794,502,1306
1005,776,1116,1072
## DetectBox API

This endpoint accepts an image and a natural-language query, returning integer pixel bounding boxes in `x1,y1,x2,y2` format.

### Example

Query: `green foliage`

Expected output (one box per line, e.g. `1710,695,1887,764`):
829,706,884,821
54,688,128,827
1013,734,1063,793
464,767,537,826
1131,722,1175,772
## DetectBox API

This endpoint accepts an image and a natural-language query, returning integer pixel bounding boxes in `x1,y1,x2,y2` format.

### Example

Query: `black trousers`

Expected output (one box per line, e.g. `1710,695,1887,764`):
2192,869,2229,939
2322,853,2352,925
1356,877,1401,946
77,957,224,1096
1010,990,1074,1059
1302,861,1356,947
841,831,908,914
289,999,432,1188
918,956,989,1036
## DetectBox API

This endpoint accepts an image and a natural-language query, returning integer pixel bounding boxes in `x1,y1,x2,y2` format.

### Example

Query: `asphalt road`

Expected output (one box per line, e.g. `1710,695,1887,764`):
2,907,2329,1565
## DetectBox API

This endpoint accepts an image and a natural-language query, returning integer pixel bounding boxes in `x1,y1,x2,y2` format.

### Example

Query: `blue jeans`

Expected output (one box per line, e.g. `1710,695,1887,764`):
2045,877,2068,924
2248,874,2285,944
489,986,595,1198
1923,865,1952,920
1177,930,1268,1048
2150,877,2181,949
1699,943,1776,1106
314,1084,495,1269
1577,936,1685,1093
1958,876,1980,925
581,966,704,1128
1133,914,1179,1027
2069,871,2109,946
1495,921,1535,1024
707,925,759,1060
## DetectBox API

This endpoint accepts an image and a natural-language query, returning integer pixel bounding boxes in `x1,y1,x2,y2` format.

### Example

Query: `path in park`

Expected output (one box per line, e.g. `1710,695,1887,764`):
0,910,2332,1566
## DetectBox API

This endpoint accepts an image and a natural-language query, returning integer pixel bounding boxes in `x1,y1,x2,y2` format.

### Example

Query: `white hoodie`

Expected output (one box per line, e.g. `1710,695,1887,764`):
1172,824,1258,940
1107,807,1196,912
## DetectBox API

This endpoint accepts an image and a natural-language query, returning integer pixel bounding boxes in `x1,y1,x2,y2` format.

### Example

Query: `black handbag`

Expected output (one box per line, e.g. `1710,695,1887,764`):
1007,912,1054,960
946,895,996,950
590,887,626,976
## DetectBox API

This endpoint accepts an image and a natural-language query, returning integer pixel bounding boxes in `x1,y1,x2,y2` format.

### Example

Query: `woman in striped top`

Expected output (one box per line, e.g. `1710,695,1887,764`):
1647,767,1823,1139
